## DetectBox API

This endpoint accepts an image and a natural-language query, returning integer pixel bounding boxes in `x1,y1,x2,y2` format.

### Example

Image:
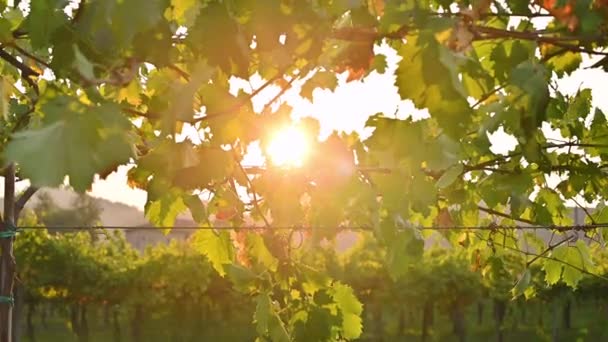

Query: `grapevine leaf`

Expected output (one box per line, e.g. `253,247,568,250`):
300,71,338,101
183,195,207,224
5,96,133,192
247,233,278,272
73,45,96,80
543,47,582,77
192,230,233,276
27,0,67,49
395,34,471,135
294,307,334,342
170,0,202,27
542,257,562,285
386,228,424,280
544,241,594,288
511,268,531,298
145,190,187,229
331,282,363,339
370,54,388,74
436,164,463,189
188,2,249,76
254,293,270,336
224,264,257,292
0,18,12,43
254,293,290,342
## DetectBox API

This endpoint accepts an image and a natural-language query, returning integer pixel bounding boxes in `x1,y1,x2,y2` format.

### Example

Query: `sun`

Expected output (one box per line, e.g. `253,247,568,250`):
266,127,309,167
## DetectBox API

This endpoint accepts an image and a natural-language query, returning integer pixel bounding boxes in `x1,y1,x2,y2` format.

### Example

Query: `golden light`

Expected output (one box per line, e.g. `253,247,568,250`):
266,127,309,167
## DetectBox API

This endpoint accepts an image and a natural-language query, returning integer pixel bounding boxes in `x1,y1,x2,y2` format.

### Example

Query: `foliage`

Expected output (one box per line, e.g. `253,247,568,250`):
3,0,608,340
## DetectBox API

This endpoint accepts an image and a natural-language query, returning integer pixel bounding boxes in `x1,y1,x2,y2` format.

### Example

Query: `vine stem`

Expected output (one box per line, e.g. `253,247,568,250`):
526,236,573,268
0,164,16,341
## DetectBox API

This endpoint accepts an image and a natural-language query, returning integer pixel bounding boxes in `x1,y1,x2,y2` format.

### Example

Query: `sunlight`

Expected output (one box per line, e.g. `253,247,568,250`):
266,127,309,167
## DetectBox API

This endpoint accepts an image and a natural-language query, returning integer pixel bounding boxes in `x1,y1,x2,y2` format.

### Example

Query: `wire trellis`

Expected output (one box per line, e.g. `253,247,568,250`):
8,223,608,231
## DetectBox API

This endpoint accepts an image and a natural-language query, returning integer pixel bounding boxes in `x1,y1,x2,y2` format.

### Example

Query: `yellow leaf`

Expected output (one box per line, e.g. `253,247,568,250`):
117,80,142,106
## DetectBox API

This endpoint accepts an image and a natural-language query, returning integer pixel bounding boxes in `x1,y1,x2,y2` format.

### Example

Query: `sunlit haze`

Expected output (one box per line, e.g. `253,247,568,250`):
266,127,309,167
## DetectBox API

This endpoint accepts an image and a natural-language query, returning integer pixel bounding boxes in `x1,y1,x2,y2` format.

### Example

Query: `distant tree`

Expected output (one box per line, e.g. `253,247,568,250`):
34,192,101,230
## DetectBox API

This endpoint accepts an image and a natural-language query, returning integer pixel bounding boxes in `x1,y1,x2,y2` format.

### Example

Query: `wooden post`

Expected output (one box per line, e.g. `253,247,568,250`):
0,163,16,341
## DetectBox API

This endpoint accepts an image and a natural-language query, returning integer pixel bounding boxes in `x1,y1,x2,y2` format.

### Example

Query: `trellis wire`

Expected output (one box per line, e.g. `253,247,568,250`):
9,223,608,231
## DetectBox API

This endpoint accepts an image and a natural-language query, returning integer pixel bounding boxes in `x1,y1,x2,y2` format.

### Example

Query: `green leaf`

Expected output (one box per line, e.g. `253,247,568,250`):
506,0,531,15
254,293,290,342
331,282,363,339
386,227,424,280
511,268,531,298
27,0,67,49
145,188,187,229
370,54,388,74
188,2,249,76
73,45,95,80
183,195,207,224
395,34,472,135
0,17,12,43
173,146,234,190
545,49,582,77
294,306,334,342
5,96,133,192
575,3,602,33
170,0,202,27
254,293,271,336
192,230,233,276
543,241,595,288
436,164,463,189
509,61,549,133
247,233,278,272
77,0,165,53
490,40,532,82
224,264,257,291
300,71,338,101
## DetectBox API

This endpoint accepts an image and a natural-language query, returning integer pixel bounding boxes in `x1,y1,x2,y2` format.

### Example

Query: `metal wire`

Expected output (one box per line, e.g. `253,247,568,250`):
12,223,608,231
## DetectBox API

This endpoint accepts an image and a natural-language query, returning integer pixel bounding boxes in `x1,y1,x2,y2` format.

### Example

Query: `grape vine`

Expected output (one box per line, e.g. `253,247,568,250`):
2,0,608,340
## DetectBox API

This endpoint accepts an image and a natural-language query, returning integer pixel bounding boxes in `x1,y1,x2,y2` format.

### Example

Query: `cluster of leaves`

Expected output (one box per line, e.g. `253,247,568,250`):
3,0,608,340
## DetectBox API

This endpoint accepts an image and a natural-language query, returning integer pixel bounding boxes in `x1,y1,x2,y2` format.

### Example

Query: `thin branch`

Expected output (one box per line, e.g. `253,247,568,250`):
472,85,505,108
235,159,271,228
473,25,602,44
260,75,298,114
193,72,285,123
168,64,190,81
478,206,537,226
526,235,572,267
476,232,608,282
71,0,86,24
127,70,290,124
549,41,608,57
331,25,410,42
0,47,40,94
0,48,39,78
14,186,38,219
465,142,608,171
571,197,595,225
9,43,51,69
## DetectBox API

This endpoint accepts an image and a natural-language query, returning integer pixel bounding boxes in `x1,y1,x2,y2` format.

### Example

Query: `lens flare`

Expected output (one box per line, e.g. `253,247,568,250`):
266,127,309,167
